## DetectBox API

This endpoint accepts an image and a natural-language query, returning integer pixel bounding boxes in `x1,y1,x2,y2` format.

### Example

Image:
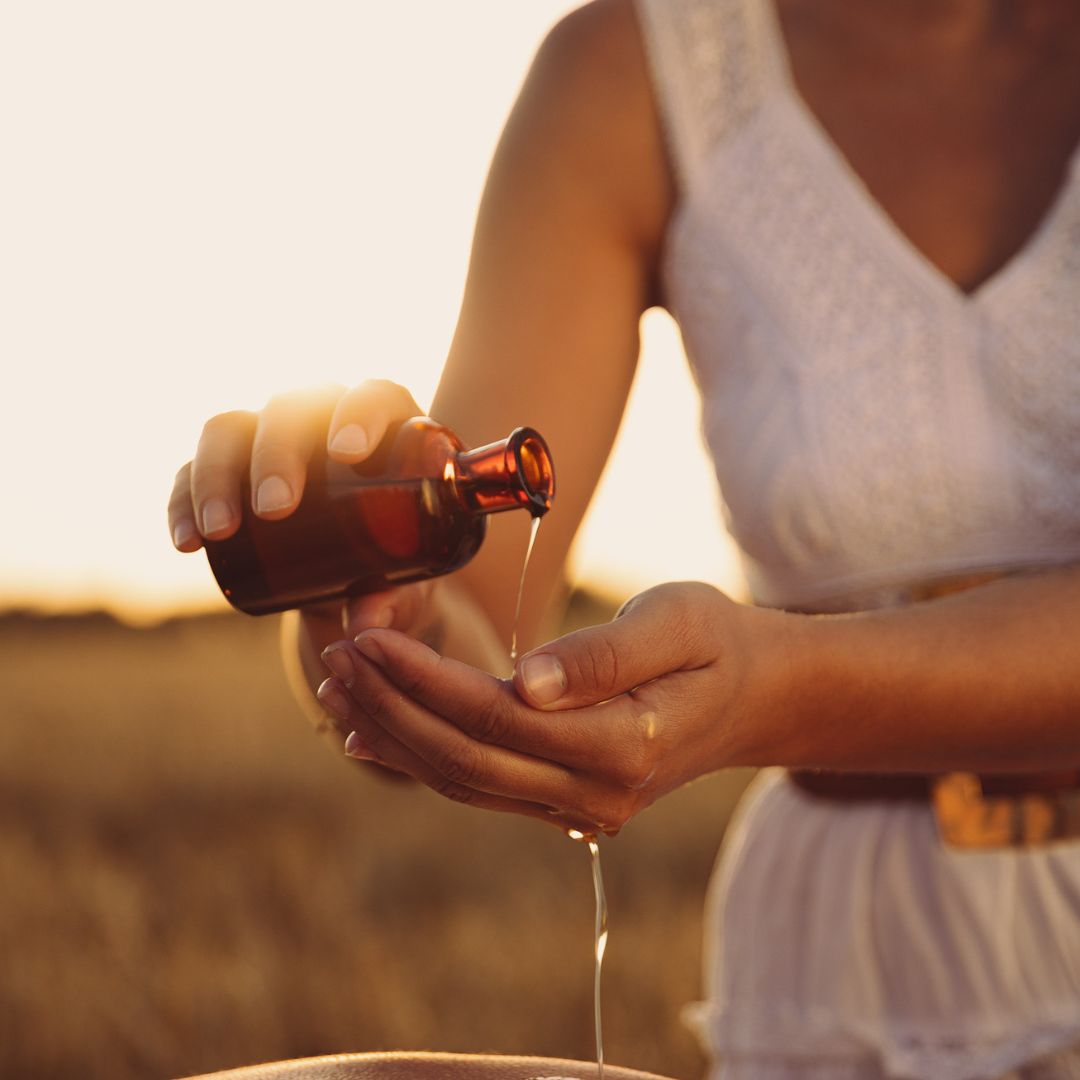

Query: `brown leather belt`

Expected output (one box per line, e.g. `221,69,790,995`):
790,770,931,800
790,769,1080,847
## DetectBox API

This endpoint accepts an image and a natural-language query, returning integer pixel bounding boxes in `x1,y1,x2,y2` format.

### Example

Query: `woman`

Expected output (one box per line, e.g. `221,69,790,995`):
168,0,1080,1075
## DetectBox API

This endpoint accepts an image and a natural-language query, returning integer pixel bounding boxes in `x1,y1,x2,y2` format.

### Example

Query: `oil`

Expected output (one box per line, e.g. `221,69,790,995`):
509,515,542,663
568,829,607,1080
509,523,606,1080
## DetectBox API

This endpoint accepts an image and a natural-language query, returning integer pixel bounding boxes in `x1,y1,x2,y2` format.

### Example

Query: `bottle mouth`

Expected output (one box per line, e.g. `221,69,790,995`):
508,428,556,516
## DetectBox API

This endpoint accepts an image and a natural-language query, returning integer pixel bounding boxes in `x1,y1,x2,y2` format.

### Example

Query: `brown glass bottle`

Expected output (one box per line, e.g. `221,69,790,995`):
203,417,555,616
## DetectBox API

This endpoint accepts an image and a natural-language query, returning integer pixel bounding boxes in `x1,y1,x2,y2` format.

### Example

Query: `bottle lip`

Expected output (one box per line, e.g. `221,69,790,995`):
507,427,556,516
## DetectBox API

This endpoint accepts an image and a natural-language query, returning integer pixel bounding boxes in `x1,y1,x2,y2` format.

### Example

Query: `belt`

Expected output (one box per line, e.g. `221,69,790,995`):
790,769,1080,847
786,567,1080,848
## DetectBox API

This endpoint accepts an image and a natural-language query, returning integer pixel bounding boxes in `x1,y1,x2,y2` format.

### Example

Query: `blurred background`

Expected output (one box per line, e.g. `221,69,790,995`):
0,2,750,1077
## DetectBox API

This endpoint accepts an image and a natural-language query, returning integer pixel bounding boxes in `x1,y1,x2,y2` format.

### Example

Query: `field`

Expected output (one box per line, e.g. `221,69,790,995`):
0,595,753,1079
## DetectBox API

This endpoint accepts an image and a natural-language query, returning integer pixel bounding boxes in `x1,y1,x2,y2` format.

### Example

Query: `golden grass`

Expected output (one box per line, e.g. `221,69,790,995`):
0,596,752,1079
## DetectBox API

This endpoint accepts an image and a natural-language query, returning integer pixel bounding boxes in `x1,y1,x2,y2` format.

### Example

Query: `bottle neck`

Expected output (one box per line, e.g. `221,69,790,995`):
455,428,555,517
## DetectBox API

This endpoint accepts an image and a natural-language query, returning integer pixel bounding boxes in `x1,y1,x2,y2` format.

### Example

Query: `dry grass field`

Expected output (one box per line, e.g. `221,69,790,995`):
0,593,753,1080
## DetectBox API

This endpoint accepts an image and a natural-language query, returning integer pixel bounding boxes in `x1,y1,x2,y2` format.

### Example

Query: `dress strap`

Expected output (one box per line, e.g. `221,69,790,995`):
633,0,785,191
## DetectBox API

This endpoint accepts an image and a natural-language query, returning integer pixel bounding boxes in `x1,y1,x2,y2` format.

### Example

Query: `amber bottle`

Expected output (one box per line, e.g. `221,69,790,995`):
203,417,555,615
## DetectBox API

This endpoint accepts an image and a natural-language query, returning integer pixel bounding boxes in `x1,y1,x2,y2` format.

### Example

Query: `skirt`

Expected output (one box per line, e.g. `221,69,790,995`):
686,769,1080,1080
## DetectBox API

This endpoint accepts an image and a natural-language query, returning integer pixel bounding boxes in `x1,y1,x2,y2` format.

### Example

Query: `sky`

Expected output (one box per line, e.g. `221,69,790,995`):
0,1,744,622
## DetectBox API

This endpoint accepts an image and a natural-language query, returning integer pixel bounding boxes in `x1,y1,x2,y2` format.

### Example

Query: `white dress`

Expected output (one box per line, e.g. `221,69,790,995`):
632,0,1080,1076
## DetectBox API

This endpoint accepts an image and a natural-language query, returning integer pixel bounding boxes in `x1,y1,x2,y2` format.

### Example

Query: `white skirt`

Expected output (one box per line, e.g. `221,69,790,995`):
685,769,1080,1079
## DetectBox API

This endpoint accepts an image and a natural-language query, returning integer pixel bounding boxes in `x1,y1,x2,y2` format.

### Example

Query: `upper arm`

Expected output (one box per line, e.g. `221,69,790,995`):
430,0,674,652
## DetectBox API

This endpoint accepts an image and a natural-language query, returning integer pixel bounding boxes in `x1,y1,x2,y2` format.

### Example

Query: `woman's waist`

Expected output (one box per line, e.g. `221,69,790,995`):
785,767,1080,847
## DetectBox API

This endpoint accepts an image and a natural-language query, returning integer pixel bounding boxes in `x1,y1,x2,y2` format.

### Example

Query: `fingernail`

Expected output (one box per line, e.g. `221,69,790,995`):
316,679,351,719
201,497,233,537
329,424,368,457
354,634,385,666
321,646,353,681
344,730,376,761
255,475,293,514
519,654,566,705
172,519,198,549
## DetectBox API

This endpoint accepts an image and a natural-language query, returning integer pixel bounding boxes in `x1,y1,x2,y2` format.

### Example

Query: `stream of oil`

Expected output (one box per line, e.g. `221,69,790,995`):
568,831,608,1080
509,515,542,663
509,516,607,1080
524,832,607,1080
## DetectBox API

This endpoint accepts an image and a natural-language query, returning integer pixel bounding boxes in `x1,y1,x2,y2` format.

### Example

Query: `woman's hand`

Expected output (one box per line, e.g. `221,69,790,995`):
316,581,795,834
168,378,421,554
166,379,446,729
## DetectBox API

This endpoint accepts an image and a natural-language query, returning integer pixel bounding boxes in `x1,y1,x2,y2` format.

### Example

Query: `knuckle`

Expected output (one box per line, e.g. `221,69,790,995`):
580,792,623,832
599,793,637,832
464,689,510,745
200,409,253,442
250,435,302,468
360,379,418,414
662,582,718,652
264,389,309,414
578,634,621,698
431,741,486,788
352,717,390,755
430,778,476,806
264,384,342,418
352,686,394,729
607,752,655,793
189,459,237,496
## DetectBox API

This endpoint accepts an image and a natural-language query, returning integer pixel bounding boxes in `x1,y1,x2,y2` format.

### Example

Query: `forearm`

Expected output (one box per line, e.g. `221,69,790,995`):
768,564,1080,773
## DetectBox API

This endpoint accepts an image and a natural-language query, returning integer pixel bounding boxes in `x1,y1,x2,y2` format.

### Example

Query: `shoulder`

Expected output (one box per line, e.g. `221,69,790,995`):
532,0,655,140
539,0,645,80
513,0,674,258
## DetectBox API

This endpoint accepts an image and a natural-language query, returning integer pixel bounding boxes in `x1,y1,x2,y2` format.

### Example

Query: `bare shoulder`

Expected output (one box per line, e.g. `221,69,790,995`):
540,0,648,84
505,0,673,259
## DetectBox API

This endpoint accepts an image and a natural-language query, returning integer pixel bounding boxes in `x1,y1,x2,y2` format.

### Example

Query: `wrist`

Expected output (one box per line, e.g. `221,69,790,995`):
719,602,829,770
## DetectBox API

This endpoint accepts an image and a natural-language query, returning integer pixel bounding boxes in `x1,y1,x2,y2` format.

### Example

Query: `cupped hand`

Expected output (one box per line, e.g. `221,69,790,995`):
316,581,792,834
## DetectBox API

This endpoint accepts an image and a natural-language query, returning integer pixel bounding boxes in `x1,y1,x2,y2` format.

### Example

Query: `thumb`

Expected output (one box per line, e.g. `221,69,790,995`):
513,581,722,710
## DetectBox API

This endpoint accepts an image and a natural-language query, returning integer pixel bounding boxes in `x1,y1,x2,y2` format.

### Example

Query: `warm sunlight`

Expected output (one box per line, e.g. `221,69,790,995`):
1,1,743,622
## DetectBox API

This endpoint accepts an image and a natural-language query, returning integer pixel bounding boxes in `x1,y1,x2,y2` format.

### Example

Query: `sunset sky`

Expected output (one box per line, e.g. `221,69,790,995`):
1,0,744,622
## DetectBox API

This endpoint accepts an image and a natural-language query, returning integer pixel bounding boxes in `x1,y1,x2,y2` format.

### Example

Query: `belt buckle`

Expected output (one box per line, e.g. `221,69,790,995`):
932,772,1080,848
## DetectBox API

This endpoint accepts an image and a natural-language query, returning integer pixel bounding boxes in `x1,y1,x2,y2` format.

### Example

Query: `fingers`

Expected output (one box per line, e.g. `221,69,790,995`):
314,672,572,829
513,581,724,710
168,462,203,551
249,385,343,519
326,379,422,463
171,378,420,552
337,641,645,833
188,409,258,540
327,630,661,809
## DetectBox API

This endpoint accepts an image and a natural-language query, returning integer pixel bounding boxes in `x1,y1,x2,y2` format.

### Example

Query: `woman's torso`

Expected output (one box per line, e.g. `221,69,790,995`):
620,0,1080,1072
623,0,1080,611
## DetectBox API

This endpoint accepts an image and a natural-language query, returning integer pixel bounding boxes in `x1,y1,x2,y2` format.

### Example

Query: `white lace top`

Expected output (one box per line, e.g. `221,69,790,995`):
637,0,1080,615
634,0,1080,1075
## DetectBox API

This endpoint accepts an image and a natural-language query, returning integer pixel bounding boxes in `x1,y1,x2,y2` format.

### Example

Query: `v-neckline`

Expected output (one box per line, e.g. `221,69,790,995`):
759,0,1080,307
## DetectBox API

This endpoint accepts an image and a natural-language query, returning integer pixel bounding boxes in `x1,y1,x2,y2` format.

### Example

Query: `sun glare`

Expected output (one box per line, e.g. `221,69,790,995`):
1,1,743,624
